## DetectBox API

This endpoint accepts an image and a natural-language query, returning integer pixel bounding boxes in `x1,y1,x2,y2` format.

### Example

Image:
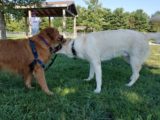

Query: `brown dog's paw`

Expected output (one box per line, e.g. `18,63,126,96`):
28,86,35,89
26,84,34,89
46,91,54,96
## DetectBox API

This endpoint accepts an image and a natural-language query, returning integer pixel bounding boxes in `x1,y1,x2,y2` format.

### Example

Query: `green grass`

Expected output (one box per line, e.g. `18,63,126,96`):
7,34,26,40
0,45,160,120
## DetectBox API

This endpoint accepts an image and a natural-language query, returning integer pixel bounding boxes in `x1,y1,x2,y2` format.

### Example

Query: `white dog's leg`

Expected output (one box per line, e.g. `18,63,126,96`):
126,57,142,87
84,63,95,81
92,61,102,93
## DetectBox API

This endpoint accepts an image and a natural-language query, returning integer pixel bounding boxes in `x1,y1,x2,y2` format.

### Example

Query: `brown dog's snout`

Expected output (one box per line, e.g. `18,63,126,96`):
60,35,63,40
59,35,66,43
60,35,63,41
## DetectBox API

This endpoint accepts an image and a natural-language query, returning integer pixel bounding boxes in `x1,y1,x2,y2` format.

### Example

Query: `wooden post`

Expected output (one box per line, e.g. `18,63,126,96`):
28,10,32,37
49,17,51,27
0,30,1,39
0,11,7,39
62,9,66,37
73,16,77,38
158,23,160,32
25,17,28,38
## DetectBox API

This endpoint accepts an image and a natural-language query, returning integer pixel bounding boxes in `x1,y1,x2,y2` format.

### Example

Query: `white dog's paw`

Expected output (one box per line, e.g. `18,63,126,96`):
84,78,92,81
125,83,133,87
94,89,101,93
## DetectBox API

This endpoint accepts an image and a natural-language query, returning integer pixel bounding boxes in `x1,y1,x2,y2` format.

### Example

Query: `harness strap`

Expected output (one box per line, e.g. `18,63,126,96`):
29,40,45,71
45,54,58,71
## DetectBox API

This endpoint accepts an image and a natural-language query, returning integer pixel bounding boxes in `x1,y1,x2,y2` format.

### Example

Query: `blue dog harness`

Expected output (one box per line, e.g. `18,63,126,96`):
29,39,45,71
29,36,62,71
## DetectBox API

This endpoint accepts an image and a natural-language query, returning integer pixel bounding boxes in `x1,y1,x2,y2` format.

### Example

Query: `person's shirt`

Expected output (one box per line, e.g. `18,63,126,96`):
30,17,41,28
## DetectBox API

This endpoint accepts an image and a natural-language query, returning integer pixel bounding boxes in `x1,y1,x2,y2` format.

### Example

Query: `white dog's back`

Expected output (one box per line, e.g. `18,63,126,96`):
77,29,149,63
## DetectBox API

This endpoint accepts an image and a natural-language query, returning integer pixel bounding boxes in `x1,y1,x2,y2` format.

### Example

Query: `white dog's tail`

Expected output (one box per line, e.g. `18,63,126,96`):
144,32,160,43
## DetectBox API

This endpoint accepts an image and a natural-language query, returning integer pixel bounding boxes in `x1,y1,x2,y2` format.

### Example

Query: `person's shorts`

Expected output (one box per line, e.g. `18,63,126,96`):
32,27,39,36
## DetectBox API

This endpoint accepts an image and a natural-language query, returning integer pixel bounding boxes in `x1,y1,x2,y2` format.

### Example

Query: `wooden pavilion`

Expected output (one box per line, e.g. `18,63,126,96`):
16,1,78,37
150,14,160,32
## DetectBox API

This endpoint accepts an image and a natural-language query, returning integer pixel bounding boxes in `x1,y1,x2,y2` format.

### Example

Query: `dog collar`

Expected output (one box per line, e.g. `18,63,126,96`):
71,41,77,57
38,35,62,54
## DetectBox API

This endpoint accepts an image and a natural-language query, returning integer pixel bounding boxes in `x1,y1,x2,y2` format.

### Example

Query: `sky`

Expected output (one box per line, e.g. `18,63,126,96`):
47,0,160,16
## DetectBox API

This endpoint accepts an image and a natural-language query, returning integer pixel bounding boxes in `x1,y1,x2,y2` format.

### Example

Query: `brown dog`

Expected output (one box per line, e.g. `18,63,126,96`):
0,27,65,95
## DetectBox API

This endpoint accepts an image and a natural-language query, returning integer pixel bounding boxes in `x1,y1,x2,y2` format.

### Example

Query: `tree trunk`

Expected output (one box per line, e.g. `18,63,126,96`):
0,11,7,39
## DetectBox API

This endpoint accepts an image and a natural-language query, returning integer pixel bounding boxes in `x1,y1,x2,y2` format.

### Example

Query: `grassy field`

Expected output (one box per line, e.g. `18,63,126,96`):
6,33,26,40
0,44,160,120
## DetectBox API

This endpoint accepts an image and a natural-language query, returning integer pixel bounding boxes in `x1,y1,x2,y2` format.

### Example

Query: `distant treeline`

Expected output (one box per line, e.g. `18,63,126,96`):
6,6,159,32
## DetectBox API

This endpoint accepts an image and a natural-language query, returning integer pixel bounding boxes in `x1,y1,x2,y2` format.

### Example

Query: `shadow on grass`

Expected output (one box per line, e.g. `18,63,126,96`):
45,55,160,119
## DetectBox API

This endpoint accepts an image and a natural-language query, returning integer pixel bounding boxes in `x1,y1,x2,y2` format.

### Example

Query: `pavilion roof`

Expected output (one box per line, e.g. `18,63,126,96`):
16,1,78,17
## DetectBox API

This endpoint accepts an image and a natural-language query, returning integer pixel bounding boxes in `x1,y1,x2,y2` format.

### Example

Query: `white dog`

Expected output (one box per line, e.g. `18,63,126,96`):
57,29,160,93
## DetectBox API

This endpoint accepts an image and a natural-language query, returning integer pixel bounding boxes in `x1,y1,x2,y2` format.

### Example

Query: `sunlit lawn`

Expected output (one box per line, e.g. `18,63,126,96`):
0,36,160,119
7,33,26,39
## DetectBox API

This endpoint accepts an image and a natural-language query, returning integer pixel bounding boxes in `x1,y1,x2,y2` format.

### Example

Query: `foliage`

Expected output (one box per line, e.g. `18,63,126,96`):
0,0,45,19
151,11,160,17
52,17,62,32
40,17,74,32
6,17,25,32
66,17,74,32
40,17,49,31
76,0,104,32
76,0,153,32
3,0,160,32
128,9,150,32
84,0,102,10
103,8,129,30
77,7,105,32
52,17,74,32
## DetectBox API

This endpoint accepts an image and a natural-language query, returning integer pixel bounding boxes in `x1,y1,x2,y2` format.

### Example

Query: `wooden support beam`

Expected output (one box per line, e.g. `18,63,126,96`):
73,16,77,38
66,9,75,17
28,10,32,37
62,9,66,36
25,17,28,38
49,17,51,27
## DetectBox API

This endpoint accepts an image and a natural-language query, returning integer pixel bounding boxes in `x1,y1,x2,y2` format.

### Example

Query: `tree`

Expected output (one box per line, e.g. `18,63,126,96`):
40,17,49,30
84,0,101,10
0,0,44,39
128,9,149,32
6,15,25,32
101,8,112,30
0,9,6,39
77,0,105,32
81,9,105,31
104,8,129,30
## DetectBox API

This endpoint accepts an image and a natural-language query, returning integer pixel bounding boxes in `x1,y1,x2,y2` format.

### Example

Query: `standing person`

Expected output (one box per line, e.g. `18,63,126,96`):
29,11,41,36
